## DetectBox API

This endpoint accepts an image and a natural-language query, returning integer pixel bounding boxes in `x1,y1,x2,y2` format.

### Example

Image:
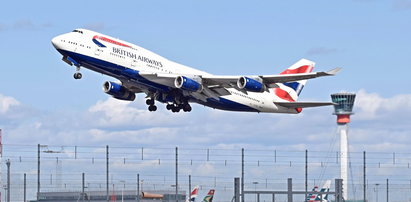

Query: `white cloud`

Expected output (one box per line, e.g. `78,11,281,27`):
355,89,411,120
0,94,20,114
2,91,411,154
87,97,188,128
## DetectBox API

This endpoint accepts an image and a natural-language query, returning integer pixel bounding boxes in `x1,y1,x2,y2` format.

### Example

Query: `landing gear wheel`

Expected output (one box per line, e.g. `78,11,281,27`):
148,105,157,112
146,99,155,105
166,104,173,110
172,106,181,113
183,104,192,112
73,72,82,79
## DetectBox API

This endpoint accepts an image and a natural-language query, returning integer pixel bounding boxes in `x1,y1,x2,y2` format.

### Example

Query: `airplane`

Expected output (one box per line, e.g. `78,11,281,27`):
202,189,215,202
51,29,340,113
186,186,199,202
306,180,331,202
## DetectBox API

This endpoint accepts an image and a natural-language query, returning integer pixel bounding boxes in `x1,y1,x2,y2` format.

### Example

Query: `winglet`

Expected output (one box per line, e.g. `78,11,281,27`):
326,67,342,75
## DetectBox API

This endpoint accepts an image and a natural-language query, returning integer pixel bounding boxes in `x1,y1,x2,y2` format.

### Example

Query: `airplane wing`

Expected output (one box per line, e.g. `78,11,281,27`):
275,101,337,108
202,67,341,86
139,67,340,90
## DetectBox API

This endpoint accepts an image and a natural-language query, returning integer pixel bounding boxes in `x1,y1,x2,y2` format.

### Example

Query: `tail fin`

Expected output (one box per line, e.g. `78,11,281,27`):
274,59,315,102
186,186,199,202
202,189,215,202
306,180,331,202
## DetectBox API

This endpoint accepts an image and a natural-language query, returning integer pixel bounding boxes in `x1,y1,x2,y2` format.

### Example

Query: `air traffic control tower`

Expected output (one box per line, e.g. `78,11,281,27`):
331,92,356,200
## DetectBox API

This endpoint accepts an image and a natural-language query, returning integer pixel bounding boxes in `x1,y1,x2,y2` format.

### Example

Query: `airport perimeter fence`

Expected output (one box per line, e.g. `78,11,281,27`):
0,144,411,201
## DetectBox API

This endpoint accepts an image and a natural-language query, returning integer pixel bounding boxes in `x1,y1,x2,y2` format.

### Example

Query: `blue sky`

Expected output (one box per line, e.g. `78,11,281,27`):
2,1,411,201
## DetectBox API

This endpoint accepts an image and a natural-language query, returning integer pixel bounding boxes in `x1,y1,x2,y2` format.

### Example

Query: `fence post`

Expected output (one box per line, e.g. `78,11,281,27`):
106,145,109,202
175,147,178,202
6,159,10,202
234,178,240,202
386,178,389,202
24,173,26,202
287,178,293,202
37,144,40,201
241,148,245,202
137,174,140,202
363,151,367,202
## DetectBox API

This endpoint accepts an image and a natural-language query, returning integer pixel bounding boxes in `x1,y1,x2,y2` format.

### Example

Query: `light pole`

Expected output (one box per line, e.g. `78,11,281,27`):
120,180,126,202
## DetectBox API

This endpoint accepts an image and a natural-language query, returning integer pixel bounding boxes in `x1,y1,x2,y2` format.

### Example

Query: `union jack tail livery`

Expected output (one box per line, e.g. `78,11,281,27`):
202,189,215,202
186,186,199,202
274,59,315,102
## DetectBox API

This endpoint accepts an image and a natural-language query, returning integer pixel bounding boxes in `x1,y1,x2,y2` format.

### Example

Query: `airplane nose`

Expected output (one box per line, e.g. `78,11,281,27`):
51,36,60,49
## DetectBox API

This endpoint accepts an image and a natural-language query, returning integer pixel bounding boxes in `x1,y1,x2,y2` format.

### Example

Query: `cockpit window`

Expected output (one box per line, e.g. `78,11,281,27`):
72,29,83,34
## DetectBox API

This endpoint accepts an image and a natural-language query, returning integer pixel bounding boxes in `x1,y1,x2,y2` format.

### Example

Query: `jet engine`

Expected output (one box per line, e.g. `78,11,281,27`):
174,76,203,92
237,76,266,92
103,81,136,101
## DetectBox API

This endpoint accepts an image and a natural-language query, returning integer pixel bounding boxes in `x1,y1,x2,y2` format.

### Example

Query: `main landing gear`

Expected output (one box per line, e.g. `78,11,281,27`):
145,96,192,113
146,98,157,112
73,66,82,80
166,102,192,113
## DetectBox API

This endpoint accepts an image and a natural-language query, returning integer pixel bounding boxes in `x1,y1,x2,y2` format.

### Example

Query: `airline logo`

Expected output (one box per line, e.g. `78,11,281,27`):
202,189,215,202
92,35,131,48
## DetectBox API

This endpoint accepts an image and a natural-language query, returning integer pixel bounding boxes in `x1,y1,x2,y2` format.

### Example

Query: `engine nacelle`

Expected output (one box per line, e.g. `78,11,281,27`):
174,76,203,92
103,81,136,101
237,76,265,92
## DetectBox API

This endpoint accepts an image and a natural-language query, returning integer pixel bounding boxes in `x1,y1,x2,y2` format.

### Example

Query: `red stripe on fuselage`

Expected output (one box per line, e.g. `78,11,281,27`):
93,35,131,48
280,65,313,75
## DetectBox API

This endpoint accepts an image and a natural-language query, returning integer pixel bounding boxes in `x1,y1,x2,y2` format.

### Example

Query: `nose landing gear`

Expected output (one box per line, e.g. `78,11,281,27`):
73,72,82,79
73,66,82,80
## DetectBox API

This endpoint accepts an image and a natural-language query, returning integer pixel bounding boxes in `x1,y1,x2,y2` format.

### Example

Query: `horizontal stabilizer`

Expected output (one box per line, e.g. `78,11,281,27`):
275,102,336,108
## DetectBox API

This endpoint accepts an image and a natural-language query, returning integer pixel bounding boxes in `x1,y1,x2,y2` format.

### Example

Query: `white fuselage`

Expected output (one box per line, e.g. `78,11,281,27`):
52,29,297,113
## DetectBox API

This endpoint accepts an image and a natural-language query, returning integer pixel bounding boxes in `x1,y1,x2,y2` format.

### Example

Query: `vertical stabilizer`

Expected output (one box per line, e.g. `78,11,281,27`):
186,186,199,202
274,59,315,102
306,180,331,202
202,189,215,202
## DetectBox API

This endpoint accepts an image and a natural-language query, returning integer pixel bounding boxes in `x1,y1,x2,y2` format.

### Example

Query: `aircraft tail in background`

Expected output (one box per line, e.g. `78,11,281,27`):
202,189,215,202
186,186,199,202
306,180,331,202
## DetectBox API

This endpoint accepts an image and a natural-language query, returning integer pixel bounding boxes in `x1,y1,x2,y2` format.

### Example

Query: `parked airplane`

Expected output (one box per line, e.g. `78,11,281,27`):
306,180,331,202
52,29,340,113
202,189,215,202
186,186,199,202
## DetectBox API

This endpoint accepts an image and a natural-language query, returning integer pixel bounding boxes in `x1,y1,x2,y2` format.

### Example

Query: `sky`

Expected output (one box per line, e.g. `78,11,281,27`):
1,0,411,201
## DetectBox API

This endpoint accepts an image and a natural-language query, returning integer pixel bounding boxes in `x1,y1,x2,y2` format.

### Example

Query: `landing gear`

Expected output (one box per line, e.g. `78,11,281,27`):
182,104,192,112
73,66,82,80
148,105,157,112
146,98,157,112
146,99,155,105
166,104,173,110
166,102,191,113
73,72,82,79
